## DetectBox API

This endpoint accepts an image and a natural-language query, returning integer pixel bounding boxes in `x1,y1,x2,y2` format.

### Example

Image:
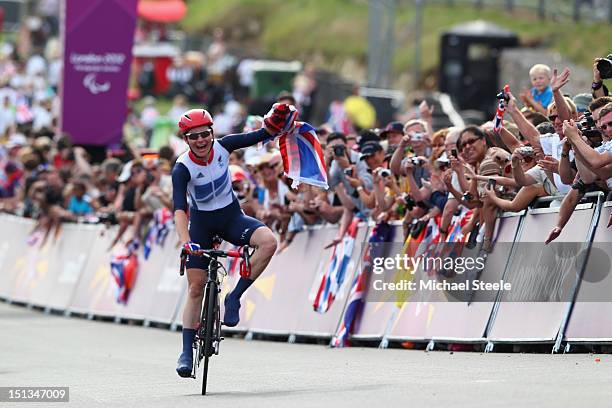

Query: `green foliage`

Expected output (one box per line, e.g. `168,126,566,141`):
181,0,611,76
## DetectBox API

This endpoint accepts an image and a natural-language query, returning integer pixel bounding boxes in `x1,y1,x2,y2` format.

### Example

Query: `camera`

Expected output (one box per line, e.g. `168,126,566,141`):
516,146,535,158
577,112,602,139
597,54,612,80
343,168,353,177
332,144,346,157
496,89,510,102
411,132,425,142
377,168,391,178
410,157,423,166
402,193,416,211
451,149,458,158
487,178,497,190
98,212,118,224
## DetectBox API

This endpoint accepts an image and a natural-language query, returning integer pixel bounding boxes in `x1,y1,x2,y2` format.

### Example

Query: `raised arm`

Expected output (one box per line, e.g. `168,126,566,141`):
511,150,537,186
218,128,273,153
506,92,542,149
550,68,572,122
497,127,522,153
390,136,409,176
565,120,612,171
593,58,607,99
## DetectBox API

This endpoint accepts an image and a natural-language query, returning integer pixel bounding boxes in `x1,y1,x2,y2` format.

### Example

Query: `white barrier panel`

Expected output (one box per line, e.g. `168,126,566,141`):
68,226,123,316
351,224,405,340
237,227,333,335
0,214,35,299
292,225,367,337
388,215,521,342
45,223,99,310
9,224,67,306
565,203,612,342
115,232,182,322
144,232,186,325
486,204,597,343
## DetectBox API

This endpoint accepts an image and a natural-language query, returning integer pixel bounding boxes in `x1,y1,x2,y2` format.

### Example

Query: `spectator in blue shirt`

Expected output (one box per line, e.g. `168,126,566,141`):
67,181,93,216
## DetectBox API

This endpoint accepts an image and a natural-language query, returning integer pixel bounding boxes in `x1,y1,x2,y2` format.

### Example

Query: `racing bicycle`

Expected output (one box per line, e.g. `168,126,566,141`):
180,239,254,395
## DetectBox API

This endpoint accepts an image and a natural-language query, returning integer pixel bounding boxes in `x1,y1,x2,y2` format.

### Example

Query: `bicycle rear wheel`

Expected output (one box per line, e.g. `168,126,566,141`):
201,279,218,395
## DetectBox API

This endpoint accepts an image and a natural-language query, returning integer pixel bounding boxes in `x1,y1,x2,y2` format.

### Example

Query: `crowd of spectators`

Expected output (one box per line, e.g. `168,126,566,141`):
1,14,611,254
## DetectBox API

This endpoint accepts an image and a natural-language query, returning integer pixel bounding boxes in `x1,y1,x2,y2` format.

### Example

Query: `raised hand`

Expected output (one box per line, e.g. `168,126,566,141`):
562,119,580,140
594,58,603,83
537,156,560,174
419,100,434,121
263,103,297,135
550,68,571,92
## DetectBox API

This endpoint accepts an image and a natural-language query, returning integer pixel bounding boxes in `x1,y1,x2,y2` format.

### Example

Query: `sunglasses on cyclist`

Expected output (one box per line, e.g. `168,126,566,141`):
186,130,213,141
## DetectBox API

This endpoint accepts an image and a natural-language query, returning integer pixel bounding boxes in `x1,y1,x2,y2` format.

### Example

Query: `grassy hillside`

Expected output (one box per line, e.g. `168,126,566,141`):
181,0,611,84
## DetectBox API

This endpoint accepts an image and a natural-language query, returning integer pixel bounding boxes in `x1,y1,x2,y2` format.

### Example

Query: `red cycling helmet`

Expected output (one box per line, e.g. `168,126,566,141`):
178,109,213,134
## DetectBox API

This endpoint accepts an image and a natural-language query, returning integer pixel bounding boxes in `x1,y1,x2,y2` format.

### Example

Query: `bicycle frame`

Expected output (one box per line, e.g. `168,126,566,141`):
179,245,253,395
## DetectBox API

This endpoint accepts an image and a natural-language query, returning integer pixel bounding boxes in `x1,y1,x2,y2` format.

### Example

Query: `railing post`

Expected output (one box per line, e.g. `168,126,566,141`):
573,0,581,22
538,0,546,19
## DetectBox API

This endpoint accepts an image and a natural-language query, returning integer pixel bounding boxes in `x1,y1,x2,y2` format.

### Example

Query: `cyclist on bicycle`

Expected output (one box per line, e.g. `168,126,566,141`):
173,105,291,377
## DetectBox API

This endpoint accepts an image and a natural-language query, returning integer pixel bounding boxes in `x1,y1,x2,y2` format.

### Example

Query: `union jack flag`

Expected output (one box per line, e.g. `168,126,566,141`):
493,84,511,134
278,121,328,190
313,217,359,313
332,222,394,347
143,207,173,259
110,240,139,304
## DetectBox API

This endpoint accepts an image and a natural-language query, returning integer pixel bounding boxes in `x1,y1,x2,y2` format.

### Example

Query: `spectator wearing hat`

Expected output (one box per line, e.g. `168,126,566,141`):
380,121,404,153
573,93,593,115
229,164,258,217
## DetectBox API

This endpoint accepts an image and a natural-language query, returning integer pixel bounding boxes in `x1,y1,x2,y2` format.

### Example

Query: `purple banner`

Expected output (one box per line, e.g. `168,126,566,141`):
60,0,138,146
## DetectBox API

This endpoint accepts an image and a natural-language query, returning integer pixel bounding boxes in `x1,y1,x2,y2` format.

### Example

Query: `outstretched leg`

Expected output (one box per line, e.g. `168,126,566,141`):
224,226,277,327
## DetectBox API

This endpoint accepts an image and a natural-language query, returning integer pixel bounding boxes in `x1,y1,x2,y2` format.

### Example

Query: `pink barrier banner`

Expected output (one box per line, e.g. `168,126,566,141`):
486,206,596,342
565,204,612,342
60,0,138,145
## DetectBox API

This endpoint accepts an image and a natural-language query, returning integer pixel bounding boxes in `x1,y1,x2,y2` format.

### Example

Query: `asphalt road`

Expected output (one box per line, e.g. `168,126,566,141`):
1,301,612,408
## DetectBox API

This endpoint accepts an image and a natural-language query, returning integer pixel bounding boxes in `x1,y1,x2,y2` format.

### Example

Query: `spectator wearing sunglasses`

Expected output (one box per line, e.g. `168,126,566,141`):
546,99,612,244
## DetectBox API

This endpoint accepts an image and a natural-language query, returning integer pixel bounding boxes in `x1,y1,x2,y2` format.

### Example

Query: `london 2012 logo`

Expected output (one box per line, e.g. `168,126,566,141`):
83,73,111,94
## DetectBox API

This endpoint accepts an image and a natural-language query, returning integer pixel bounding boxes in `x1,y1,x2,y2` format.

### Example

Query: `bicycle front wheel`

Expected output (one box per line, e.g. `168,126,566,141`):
201,279,218,395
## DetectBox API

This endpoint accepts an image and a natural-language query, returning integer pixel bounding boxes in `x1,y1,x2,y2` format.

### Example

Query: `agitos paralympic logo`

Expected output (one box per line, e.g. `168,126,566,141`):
83,73,111,94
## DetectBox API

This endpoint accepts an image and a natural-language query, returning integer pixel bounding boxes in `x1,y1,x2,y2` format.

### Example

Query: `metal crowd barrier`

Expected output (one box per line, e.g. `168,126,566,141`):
1,193,611,352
